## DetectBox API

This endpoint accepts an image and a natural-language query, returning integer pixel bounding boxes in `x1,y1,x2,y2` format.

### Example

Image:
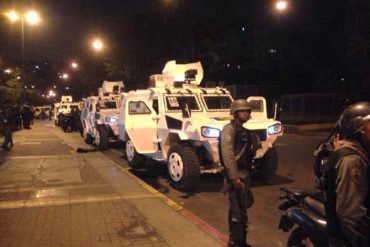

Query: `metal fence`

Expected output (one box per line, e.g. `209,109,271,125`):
278,94,359,124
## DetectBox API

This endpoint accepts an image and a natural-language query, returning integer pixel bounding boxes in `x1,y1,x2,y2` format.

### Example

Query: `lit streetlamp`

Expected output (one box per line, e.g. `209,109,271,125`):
71,62,78,69
62,73,69,80
92,39,104,51
4,68,12,74
4,10,41,76
276,1,288,11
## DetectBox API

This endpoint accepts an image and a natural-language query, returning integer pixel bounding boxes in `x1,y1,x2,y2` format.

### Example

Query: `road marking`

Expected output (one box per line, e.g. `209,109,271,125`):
0,193,156,209
7,155,71,159
19,142,42,145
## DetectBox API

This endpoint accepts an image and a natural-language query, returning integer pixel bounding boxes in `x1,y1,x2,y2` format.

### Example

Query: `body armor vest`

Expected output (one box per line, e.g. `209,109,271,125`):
230,121,253,170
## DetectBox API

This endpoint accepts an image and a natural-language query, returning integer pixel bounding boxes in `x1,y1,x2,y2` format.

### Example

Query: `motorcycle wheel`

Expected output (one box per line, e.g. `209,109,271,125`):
287,227,316,247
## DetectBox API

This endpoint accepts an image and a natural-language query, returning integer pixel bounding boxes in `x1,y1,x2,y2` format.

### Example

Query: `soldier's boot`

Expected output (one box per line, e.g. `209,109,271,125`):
228,222,246,247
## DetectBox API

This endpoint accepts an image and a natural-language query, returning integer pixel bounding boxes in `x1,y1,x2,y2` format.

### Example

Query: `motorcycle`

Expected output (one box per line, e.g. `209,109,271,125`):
278,187,328,246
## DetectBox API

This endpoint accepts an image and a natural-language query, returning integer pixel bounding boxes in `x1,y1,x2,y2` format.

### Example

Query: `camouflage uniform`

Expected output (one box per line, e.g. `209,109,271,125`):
221,120,254,247
330,140,369,246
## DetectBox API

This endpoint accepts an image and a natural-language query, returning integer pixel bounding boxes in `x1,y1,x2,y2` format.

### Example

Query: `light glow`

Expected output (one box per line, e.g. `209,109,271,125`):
201,127,221,138
71,62,78,69
25,10,41,25
92,39,104,51
276,1,288,11
5,11,19,22
268,123,283,135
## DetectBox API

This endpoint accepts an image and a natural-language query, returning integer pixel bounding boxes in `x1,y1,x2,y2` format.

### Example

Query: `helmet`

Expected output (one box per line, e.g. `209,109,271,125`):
338,101,370,138
230,99,252,115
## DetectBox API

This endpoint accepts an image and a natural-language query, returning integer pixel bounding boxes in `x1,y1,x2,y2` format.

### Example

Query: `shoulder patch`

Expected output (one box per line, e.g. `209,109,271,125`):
350,165,362,184
225,134,232,143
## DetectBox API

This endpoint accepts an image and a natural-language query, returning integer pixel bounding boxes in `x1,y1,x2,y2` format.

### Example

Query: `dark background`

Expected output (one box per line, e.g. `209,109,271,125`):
0,0,369,102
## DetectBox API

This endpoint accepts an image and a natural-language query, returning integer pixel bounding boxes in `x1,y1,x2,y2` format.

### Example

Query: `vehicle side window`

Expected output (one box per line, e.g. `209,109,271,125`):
152,99,159,115
129,101,151,115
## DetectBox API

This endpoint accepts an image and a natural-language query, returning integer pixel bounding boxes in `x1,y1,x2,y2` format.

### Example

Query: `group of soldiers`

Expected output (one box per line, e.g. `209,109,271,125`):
0,104,34,150
221,100,370,247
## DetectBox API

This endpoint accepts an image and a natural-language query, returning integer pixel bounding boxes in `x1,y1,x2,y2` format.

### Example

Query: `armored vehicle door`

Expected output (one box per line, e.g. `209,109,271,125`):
125,99,158,154
87,100,96,133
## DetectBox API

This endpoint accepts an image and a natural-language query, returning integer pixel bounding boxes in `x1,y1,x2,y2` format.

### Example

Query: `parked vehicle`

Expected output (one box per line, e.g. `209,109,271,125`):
80,81,124,150
34,106,51,119
54,96,80,126
278,187,328,246
118,61,283,191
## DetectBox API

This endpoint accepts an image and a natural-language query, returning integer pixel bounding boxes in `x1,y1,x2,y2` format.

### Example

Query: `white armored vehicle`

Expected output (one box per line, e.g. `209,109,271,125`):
54,95,80,126
118,61,283,191
80,81,124,150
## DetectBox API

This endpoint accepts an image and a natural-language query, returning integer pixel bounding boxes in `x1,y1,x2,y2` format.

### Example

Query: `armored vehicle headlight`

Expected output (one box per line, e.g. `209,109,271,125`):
268,123,283,135
201,126,221,138
105,116,117,123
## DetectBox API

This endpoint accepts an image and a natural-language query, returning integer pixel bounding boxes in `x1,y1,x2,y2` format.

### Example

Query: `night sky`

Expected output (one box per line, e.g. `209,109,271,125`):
1,0,368,98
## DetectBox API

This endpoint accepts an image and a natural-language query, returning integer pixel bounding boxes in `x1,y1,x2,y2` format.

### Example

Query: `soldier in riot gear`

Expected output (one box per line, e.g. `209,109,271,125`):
324,102,370,247
221,99,256,247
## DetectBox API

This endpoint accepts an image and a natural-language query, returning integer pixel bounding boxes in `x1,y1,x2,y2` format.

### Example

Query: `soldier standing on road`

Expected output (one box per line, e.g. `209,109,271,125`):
324,102,370,247
221,99,255,247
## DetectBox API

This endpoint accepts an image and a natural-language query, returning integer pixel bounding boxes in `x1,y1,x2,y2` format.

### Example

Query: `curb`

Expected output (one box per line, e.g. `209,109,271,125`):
284,123,335,134
105,152,228,246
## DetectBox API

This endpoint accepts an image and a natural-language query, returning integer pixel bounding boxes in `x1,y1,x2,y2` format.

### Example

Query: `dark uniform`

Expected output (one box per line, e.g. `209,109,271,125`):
221,100,255,247
1,108,14,150
324,102,370,247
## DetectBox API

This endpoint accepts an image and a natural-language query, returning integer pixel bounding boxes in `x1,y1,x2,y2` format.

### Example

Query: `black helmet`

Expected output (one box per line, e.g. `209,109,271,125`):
230,99,252,115
338,101,370,138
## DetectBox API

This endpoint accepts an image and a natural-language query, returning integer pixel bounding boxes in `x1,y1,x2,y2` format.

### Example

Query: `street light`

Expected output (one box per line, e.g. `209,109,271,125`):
62,73,69,79
4,9,42,78
24,10,41,25
4,69,12,74
276,1,288,11
5,11,19,22
92,39,104,51
71,62,78,69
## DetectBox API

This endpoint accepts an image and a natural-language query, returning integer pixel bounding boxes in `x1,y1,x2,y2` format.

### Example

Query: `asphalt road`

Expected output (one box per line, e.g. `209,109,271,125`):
104,130,329,247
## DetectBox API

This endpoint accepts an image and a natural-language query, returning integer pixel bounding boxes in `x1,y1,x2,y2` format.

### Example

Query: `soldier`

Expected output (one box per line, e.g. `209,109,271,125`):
1,106,14,150
22,105,32,129
324,102,370,247
221,99,255,247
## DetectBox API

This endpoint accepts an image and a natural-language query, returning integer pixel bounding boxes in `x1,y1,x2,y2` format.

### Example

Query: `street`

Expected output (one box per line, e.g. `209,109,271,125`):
0,120,328,247
108,130,326,247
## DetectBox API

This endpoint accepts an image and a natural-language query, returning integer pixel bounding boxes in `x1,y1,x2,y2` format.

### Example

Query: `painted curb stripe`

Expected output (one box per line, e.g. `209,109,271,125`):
105,152,228,245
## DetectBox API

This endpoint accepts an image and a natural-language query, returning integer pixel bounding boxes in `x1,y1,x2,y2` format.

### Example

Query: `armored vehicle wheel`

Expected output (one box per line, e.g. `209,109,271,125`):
95,126,109,150
126,139,146,169
255,146,278,182
83,129,94,145
167,142,200,191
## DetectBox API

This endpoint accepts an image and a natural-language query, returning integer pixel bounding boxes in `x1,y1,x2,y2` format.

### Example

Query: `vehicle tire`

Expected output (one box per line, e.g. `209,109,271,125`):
83,129,93,145
96,126,109,150
255,146,278,182
287,227,316,247
126,139,146,169
167,142,200,192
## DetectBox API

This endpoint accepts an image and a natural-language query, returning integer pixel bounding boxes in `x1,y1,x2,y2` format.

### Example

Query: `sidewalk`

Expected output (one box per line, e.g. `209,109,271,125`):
0,121,225,247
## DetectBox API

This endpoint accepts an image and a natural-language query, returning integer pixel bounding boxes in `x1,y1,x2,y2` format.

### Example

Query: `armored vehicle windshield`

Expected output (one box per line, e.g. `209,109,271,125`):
201,95,233,111
98,100,117,110
164,95,202,112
